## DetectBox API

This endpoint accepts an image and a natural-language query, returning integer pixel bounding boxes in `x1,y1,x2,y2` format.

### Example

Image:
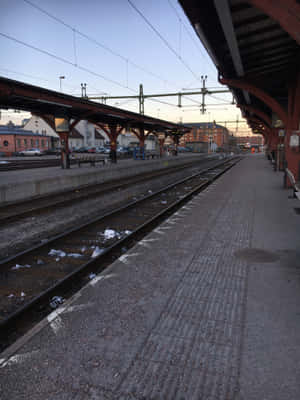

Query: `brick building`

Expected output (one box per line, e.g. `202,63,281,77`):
0,125,51,156
182,122,229,150
235,135,264,147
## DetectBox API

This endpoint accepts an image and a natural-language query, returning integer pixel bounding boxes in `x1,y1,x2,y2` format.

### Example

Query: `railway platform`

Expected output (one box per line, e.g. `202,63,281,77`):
0,153,206,205
1,154,300,399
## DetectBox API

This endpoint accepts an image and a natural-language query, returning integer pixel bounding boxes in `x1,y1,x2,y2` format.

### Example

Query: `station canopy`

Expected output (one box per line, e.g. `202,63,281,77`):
0,76,185,134
179,0,300,128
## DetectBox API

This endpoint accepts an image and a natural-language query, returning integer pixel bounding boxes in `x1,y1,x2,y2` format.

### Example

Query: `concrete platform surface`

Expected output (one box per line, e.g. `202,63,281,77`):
0,153,207,205
1,154,300,399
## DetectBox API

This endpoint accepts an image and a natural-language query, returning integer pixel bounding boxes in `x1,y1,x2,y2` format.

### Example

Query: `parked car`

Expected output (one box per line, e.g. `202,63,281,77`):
19,148,45,156
87,147,96,153
95,146,106,153
74,147,88,153
178,147,193,152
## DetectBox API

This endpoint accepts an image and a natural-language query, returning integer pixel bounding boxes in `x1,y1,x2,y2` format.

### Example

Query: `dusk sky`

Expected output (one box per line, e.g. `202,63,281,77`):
1,0,251,134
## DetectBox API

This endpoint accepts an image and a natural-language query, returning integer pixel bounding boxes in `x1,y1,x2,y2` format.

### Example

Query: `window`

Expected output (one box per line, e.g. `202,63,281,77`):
36,139,39,147
4,140,9,147
31,139,34,147
24,139,27,147
41,140,44,147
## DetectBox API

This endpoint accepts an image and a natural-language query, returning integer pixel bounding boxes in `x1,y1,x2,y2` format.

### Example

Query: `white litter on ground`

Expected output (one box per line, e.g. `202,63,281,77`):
49,249,66,257
11,264,31,270
68,253,82,258
103,229,121,240
91,246,105,258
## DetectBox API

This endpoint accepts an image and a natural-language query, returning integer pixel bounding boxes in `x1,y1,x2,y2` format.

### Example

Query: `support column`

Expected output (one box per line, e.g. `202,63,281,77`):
58,131,70,169
284,72,300,185
95,123,123,164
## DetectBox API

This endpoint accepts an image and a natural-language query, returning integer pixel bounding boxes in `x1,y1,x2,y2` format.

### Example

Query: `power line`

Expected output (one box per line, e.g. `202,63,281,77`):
0,31,138,93
127,0,200,82
22,0,178,89
167,1,215,71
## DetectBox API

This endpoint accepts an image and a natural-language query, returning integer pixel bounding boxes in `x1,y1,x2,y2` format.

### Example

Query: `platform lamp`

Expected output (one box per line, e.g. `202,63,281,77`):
59,76,65,92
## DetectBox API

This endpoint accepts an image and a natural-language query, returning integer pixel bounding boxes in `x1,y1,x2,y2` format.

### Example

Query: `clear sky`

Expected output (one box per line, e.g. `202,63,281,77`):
0,0,252,135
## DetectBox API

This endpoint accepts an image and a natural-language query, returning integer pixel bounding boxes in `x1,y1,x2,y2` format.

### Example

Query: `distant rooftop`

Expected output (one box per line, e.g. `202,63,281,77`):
0,126,51,137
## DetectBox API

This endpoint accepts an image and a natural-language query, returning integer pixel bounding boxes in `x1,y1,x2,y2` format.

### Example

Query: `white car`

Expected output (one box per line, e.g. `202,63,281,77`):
20,148,44,156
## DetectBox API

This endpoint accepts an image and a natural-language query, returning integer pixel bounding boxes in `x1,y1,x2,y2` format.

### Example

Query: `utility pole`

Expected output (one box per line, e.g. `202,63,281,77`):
201,75,207,114
139,84,144,115
81,83,87,98
59,76,65,92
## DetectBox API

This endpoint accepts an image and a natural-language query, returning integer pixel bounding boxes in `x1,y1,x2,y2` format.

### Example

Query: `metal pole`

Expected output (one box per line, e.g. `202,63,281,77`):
139,84,144,115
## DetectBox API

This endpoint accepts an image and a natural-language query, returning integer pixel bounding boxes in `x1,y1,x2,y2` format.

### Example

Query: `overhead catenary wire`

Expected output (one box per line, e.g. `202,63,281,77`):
167,0,217,78
0,31,138,93
22,0,179,90
127,0,200,82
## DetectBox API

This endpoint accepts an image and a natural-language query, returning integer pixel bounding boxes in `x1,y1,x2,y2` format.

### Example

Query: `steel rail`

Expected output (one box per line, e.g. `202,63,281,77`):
0,157,240,351
0,157,211,225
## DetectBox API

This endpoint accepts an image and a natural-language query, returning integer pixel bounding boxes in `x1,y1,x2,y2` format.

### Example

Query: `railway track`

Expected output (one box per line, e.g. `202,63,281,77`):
0,157,220,225
0,158,62,171
0,157,240,351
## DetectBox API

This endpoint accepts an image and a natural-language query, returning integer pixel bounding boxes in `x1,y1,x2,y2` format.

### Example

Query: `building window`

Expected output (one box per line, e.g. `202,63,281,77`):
4,140,9,147
31,139,34,147
17,139,21,147
24,139,27,147
41,139,44,147
36,139,39,147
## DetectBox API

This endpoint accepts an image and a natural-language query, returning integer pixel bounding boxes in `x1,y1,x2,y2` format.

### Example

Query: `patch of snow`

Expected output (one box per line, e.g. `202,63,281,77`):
0,161,9,164
49,249,66,257
68,253,82,258
11,264,31,270
20,292,26,297
89,273,96,280
81,246,87,252
161,200,167,204
8,294,14,298
37,259,44,265
91,246,105,258
124,230,132,235
103,229,121,240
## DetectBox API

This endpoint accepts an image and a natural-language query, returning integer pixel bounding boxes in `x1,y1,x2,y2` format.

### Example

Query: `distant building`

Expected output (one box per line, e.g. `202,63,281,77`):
0,125,51,156
22,116,157,150
235,135,264,147
182,122,229,151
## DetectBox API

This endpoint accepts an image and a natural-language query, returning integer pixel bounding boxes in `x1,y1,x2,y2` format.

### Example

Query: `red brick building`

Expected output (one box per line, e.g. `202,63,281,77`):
0,126,51,156
182,123,229,150
235,135,264,147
